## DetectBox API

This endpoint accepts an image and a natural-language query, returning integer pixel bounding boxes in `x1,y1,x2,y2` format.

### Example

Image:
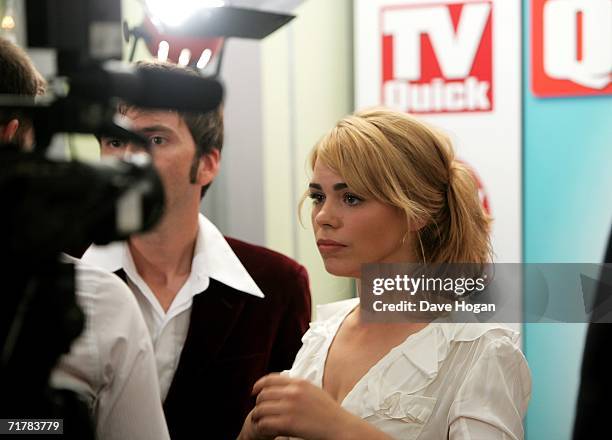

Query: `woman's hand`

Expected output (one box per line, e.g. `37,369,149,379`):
246,374,389,440
237,408,275,440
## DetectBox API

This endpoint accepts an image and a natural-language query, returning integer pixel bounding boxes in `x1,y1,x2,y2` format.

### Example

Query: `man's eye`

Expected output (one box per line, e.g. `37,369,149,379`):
343,193,363,206
309,192,325,205
105,139,126,148
149,136,166,146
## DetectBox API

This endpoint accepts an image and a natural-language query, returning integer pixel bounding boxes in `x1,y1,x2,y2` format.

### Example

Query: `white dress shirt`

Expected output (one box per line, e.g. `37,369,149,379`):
51,257,170,440
82,214,264,400
286,298,532,440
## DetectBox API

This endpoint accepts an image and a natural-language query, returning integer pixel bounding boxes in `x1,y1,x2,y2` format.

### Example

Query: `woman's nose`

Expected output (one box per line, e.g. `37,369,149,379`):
314,203,341,228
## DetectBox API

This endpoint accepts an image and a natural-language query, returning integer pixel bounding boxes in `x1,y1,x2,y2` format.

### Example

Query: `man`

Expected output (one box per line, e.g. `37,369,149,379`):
0,37,44,147
573,224,612,439
82,61,312,439
0,37,170,440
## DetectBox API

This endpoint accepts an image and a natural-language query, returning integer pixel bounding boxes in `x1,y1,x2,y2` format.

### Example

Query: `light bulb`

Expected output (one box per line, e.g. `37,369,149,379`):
196,49,212,69
178,48,191,66
157,40,170,62
1,14,15,30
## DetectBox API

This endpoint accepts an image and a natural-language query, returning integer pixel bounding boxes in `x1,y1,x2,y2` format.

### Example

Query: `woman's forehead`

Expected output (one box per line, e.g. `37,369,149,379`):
312,161,343,181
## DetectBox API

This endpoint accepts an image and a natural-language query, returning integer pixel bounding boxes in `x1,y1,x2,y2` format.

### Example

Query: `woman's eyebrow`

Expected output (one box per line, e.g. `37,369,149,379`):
308,183,348,191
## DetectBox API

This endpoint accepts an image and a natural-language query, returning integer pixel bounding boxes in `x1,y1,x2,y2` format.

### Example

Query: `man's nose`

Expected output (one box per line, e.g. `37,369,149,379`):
123,142,148,158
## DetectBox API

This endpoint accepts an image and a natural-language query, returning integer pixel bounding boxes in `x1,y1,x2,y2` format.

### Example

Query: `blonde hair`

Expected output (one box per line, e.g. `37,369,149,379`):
301,107,492,264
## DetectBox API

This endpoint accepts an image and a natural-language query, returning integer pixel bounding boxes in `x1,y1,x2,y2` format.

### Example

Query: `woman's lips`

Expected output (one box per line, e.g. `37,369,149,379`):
317,239,347,254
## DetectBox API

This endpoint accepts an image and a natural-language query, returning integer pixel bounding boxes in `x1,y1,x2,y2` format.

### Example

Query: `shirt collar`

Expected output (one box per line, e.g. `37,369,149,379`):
194,214,264,298
81,213,264,299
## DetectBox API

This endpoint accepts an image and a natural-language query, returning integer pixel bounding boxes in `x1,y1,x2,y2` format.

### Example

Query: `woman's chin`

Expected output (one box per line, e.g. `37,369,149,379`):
322,260,359,278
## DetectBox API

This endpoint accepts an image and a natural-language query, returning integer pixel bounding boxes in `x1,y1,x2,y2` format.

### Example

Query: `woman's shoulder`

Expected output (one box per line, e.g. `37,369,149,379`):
433,321,524,368
293,298,359,361
437,321,520,346
432,322,529,394
314,297,360,322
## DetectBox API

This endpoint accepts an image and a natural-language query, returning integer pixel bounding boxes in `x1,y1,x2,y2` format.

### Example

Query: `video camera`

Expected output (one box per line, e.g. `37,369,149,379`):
0,0,223,436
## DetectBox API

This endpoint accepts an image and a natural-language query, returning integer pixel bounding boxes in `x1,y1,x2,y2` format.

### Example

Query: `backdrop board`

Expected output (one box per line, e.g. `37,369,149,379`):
354,0,522,263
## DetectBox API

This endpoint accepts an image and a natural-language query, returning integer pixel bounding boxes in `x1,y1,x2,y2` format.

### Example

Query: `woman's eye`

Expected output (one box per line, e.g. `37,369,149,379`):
309,192,325,205
343,193,363,206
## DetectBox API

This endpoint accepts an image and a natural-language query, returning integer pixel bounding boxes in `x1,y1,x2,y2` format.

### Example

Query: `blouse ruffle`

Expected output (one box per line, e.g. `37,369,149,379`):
289,297,525,434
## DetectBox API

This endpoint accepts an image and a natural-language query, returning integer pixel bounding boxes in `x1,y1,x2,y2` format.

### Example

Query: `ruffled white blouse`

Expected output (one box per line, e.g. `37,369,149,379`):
285,298,531,439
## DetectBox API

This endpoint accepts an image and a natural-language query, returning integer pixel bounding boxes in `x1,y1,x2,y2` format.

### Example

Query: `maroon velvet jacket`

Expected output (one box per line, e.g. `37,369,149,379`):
159,237,312,440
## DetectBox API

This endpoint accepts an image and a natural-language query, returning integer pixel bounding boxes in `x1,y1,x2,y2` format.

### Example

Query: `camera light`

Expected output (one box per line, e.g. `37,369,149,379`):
196,49,212,69
1,4,15,30
157,40,169,62
145,0,225,28
1,14,14,29
178,48,191,66
1,0,15,30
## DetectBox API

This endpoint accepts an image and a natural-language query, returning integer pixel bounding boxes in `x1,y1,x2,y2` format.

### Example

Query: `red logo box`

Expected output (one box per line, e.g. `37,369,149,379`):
380,0,493,114
532,0,612,97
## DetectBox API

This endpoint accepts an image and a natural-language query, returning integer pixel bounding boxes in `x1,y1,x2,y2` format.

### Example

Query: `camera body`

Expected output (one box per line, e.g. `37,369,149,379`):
0,1,223,433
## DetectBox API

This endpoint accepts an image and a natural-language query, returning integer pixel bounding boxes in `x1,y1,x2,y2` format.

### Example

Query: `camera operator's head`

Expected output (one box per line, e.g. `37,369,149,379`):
0,37,46,148
99,61,222,219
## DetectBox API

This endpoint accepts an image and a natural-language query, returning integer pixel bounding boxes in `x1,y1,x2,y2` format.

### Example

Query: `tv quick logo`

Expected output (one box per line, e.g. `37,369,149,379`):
381,1,493,113
543,0,611,89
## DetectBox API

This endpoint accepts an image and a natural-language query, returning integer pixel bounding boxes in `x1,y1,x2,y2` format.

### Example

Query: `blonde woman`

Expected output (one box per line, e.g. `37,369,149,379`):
239,108,531,440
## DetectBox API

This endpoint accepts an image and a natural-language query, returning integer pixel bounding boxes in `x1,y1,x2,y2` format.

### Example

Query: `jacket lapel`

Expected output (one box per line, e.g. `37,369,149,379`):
165,279,248,400
185,278,248,364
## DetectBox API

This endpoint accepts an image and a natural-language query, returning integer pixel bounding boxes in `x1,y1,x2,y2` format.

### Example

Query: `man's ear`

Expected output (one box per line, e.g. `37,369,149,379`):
196,148,221,186
0,119,19,144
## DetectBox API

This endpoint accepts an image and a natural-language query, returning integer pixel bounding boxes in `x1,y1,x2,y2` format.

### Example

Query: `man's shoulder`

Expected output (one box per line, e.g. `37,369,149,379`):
70,258,142,317
64,255,126,298
223,237,309,293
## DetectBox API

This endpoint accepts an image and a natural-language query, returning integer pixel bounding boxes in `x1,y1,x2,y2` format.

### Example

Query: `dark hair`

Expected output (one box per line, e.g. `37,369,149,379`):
124,61,224,198
0,37,46,145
